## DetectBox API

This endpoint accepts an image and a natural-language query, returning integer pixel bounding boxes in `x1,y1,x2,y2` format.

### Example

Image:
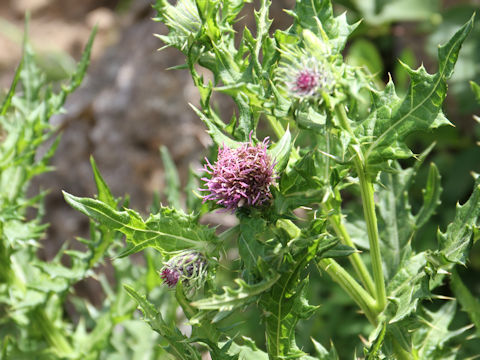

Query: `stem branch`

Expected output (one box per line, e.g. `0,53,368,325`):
354,157,386,311
317,259,378,325
335,104,386,312
324,202,376,296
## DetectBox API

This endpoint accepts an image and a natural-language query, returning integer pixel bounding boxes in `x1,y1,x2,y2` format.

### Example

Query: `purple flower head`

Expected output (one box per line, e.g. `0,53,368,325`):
291,68,321,96
277,56,333,100
160,251,208,294
200,135,276,212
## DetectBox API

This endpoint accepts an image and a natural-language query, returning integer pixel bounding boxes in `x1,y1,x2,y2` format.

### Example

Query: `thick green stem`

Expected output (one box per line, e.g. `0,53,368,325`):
354,157,386,311
317,259,378,326
325,204,376,297
334,105,356,142
32,308,73,356
334,104,386,312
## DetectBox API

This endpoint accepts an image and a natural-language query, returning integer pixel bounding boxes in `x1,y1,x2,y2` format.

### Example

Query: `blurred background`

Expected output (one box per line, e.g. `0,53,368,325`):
1,0,479,357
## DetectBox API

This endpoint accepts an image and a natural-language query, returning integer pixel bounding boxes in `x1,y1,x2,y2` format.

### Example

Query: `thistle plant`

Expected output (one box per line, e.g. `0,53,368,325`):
63,1,480,359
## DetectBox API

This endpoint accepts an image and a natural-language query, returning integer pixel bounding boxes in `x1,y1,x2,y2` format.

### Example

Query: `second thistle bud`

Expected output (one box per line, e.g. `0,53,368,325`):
160,251,208,296
286,58,333,99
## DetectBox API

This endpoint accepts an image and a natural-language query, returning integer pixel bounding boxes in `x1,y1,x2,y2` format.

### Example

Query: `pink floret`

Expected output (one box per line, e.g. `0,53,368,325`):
200,137,276,212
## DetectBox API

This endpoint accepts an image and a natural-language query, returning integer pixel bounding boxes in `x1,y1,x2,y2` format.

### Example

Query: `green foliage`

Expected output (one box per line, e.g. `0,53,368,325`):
63,192,219,257
124,285,202,360
0,24,175,360
33,0,480,359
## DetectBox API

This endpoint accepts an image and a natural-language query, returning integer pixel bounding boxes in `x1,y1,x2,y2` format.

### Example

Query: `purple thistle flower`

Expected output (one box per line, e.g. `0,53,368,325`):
200,136,276,212
291,68,321,96
160,251,208,294
277,56,333,99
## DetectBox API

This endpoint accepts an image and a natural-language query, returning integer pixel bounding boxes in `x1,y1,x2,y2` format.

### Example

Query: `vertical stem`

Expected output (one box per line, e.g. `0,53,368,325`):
354,157,386,311
325,205,376,297
334,104,386,312
317,259,378,326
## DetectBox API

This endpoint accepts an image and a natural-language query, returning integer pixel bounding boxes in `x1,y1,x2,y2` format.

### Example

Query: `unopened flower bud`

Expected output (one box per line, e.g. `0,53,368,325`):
160,251,208,295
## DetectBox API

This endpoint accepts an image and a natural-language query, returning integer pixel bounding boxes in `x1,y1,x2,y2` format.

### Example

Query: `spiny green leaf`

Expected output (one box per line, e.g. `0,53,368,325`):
90,156,116,208
415,163,442,229
268,127,292,173
222,0,252,23
451,269,480,336
311,338,338,360
124,285,202,360
436,173,480,266
0,58,23,116
153,0,203,51
259,243,320,359
286,0,357,53
413,301,472,359
377,163,417,280
376,145,438,280
361,15,474,170
63,192,218,256
48,26,97,116
253,0,273,68
237,216,270,277
190,104,241,148
191,275,280,311
226,337,269,360
386,252,429,323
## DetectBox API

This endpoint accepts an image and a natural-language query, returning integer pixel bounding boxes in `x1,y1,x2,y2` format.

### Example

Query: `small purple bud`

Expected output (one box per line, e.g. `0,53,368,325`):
160,251,208,295
200,136,276,212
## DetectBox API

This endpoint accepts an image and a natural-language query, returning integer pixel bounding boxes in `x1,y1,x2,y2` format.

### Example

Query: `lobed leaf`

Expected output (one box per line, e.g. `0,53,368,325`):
63,192,218,256
192,275,280,311
124,285,202,360
436,173,480,266
361,15,474,171
268,127,292,173
412,301,472,359
286,0,358,53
